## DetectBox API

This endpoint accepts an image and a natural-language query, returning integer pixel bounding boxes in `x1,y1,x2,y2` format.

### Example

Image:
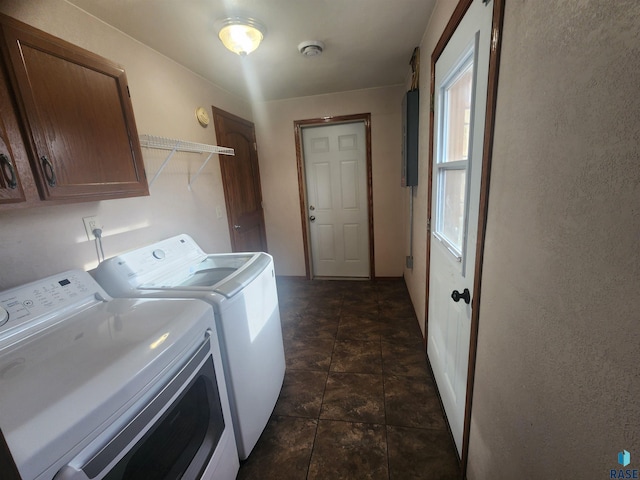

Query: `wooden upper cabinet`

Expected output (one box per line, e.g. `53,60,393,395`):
0,14,148,204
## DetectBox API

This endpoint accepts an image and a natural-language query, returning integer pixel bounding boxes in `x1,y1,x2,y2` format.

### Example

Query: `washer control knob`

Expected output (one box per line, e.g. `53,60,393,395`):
0,307,8,327
152,249,166,260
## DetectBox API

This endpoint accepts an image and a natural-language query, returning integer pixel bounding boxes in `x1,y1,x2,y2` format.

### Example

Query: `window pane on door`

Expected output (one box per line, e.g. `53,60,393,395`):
443,63,473,163
435,52,474,259
438,169,466,253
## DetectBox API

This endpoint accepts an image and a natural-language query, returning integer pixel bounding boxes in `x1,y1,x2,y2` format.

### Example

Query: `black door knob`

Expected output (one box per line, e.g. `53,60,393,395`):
451,288,471,304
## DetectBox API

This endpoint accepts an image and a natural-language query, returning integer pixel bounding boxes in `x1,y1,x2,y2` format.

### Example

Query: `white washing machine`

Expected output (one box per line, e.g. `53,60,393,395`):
0,269,238,480
93,234,286,460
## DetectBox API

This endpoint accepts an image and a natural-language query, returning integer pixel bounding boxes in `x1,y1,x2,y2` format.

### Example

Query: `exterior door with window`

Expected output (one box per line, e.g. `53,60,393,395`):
427,0,493,455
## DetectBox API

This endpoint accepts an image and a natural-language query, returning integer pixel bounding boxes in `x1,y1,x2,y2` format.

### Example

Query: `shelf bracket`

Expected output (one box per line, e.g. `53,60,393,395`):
148,143,179,187
188,152,215,190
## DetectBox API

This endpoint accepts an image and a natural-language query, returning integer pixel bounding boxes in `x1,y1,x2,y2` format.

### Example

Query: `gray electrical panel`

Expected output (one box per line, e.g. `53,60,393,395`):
401,89,419,187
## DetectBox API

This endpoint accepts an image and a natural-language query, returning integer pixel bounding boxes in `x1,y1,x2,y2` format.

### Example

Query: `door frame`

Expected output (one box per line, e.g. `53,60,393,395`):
424,0,505,475
294,113,375,280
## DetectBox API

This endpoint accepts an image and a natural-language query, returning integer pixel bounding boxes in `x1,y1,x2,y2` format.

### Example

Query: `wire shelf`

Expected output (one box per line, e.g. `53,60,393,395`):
139,134,235,187
139,134,234,156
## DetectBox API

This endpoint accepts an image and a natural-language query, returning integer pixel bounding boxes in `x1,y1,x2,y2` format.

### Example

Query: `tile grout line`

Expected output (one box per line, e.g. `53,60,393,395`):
305,293,344,479
378,294,392,480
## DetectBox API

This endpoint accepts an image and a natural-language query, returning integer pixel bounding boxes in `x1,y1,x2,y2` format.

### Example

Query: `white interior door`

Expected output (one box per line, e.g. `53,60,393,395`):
427,0,493,455
302,121,369,278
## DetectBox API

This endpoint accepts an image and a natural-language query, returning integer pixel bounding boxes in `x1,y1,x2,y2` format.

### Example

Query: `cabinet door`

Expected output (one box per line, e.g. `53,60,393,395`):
0,18,148,201
0,61,25,204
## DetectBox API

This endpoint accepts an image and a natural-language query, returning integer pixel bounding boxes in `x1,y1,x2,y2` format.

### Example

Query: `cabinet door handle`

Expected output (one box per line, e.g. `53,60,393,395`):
40,155,57,187
0,154,17,189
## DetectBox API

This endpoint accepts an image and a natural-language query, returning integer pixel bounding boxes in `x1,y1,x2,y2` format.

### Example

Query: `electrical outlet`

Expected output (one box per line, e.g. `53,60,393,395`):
83,216,100,241
406,255,414,269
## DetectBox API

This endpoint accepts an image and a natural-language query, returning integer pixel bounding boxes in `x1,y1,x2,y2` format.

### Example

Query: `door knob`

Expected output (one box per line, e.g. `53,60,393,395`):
451,288,471,304
233,224,241,230
309,205,315,211
309,216,316,222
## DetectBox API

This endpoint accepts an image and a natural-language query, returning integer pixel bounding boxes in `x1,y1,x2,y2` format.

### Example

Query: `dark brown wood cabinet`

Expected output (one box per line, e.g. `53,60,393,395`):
0,13,148,207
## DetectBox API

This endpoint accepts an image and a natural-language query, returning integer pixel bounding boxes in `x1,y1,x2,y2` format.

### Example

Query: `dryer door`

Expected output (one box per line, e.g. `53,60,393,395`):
55,337,230,480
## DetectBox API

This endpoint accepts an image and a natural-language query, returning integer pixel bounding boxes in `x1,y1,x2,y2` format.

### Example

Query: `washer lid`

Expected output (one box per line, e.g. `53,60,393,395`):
93,234,208,296
0,297,213,480
94,234,272,299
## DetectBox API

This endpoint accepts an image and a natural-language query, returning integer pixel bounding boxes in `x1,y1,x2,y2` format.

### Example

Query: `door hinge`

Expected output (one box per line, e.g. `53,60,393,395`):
127,85,131,97
430,93,434,113
427,218,431,232
253,142,257,151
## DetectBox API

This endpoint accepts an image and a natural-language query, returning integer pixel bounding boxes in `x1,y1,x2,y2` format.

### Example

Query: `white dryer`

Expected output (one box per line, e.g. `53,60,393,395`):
93,234,286,460
0,270,238,480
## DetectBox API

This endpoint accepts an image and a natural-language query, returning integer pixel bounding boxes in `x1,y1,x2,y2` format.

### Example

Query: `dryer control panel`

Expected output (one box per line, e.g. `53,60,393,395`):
0,270,109,338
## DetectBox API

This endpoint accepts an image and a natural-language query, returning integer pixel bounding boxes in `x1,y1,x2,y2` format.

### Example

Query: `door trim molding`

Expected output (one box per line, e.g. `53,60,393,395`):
294,113,374,280
424,0,505,476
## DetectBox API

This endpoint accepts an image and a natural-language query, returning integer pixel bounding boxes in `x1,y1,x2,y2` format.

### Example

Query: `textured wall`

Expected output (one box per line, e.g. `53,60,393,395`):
468,1,640,477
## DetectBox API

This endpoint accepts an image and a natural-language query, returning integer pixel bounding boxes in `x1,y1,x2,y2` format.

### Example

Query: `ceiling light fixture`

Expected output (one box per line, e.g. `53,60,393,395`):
217,17,266,56
298,40,325,57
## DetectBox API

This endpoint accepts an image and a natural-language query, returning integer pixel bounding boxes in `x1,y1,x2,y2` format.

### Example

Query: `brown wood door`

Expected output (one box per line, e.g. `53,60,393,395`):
212,107,268,252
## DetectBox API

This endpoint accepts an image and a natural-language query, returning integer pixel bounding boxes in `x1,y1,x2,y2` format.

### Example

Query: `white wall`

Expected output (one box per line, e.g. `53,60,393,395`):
253,86,406,278
0,0,252,289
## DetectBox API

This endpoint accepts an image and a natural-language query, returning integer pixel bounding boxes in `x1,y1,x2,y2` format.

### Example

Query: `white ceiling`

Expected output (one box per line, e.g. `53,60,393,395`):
67,0,436,101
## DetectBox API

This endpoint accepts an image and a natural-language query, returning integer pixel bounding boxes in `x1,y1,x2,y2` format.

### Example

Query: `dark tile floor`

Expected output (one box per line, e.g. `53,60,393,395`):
237,277,461,480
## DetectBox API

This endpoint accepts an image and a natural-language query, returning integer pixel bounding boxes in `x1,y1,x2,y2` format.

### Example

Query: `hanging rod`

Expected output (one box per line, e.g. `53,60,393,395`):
139,134,234,187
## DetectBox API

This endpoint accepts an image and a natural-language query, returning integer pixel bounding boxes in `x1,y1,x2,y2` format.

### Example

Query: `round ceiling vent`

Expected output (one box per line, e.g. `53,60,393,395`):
298,40,325,57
